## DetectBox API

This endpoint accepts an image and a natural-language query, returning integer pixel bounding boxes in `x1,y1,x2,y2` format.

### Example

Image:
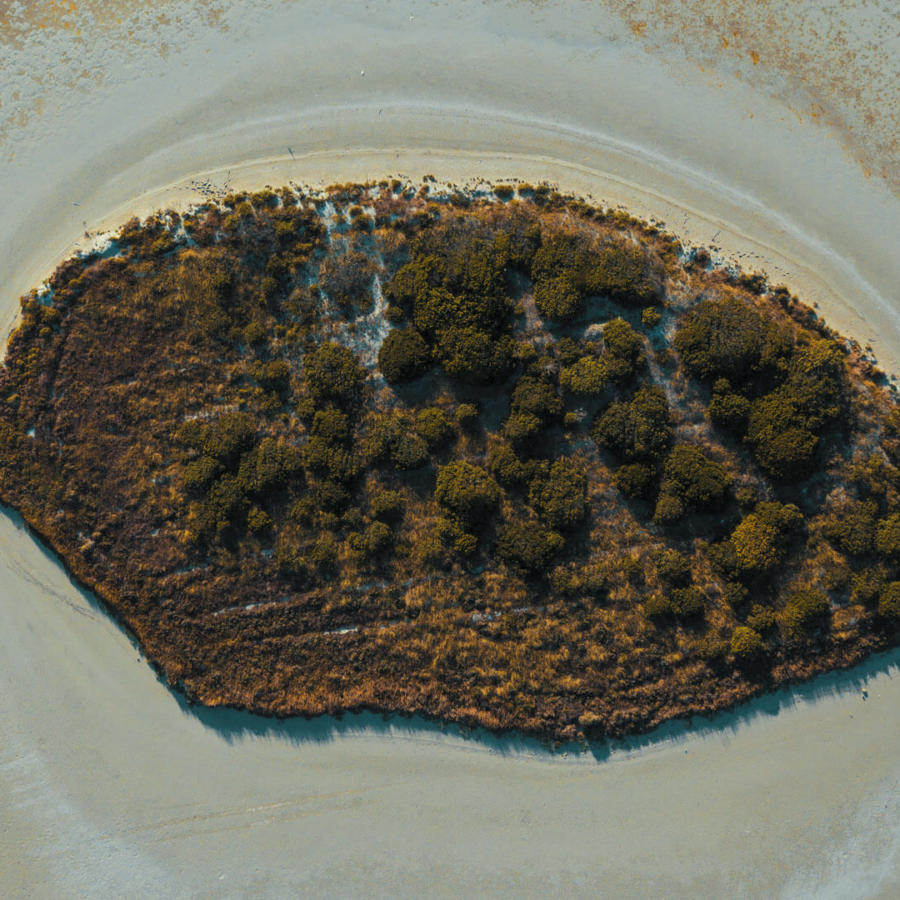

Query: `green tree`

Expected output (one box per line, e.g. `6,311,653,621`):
377,329,431,383
875,513,900,560
877,582,900,624
434,460,501,527
534,272,582,320
781,588,830,642
560,355,606,396
529,457,587,530
730,625,766,662
659,444,731,510
591,384,672,463
496,519,565,574
303,341,366,407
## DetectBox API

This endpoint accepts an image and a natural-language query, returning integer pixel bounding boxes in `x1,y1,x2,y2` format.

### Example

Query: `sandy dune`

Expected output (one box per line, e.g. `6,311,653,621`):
1,1,899,896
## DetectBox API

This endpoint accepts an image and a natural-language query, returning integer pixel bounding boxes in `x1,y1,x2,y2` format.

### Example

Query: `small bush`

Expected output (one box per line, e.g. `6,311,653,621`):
455,402,479,429
496,520,564,574
613,463,654,499
489,444,526,486
534,272,582,321
528,457,587,530
560,355,606,396
875,514,900,560
434,460,501,527
591,384,672,464
746,604,777,633
654,548,691,585
377,329,431,383
370,489,405,523
659,444,731,511
781,588,830,642
877,583,900,624
415,407,455,449
304,341,366,407
730,626,766,662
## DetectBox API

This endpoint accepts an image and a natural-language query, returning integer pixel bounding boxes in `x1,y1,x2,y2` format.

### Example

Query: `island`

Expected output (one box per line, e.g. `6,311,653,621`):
1,180,898,743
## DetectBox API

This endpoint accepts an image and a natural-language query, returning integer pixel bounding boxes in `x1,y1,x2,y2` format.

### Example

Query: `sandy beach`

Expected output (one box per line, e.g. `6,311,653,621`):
1,1,899,896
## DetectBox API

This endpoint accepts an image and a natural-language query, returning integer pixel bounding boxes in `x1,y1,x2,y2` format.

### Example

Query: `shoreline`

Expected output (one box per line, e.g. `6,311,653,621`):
8,135,898,377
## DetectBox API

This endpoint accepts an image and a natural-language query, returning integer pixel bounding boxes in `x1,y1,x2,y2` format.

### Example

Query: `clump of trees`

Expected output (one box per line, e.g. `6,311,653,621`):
674,297,846,480
654,444,731,524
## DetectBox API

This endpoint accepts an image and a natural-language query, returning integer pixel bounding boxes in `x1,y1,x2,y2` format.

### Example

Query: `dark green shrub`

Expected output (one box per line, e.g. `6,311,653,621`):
709,384,751,433
746,604,777,633
731,502,803,575
654,548,691,586
370,489,405,523
584,241,658,306
673,297,790,383
496,520,565,574
310,408,350,443
602,317,644,383
560,355,606,396
528,457,587,530
659,444,731,510
821,499,877,556
877,582,900,624
746,397,819,480
502,411,543,451
781,588,830,642
708,540,741,580
303,341,366,407
534,273,582,320
182,455,222,494
653,492,685,524
641,307,661,328
645,587,705,621
851,568,886,605
377,329,431,383
671,587,706,618
510,376,563,421
251,358,292,395
438,327,513,384
415,407,455,449
613,462,654,499
390,432,430,470
247,505,273,534
312,480,350,512
723,581,750,609
875,513,900,560
434,460,501,527
201,411,258,467
240,437,304,493
730,626,766,662
489,444,526,486
591,384,672,463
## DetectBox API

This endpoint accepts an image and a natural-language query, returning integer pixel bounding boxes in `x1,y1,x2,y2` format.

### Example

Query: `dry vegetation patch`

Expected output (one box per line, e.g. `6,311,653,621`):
2,182,898,742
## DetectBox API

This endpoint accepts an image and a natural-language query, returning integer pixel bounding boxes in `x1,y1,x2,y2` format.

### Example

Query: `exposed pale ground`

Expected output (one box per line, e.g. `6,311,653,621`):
0,1,899,897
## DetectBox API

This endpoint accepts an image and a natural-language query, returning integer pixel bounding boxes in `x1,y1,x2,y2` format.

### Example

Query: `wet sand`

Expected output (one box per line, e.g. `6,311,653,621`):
1,1,899,896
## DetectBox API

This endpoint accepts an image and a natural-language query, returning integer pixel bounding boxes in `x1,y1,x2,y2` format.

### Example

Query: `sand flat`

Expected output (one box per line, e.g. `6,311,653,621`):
1,1,899,896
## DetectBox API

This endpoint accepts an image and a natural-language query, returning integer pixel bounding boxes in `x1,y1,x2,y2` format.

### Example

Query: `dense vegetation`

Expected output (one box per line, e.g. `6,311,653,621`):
1,180,898,743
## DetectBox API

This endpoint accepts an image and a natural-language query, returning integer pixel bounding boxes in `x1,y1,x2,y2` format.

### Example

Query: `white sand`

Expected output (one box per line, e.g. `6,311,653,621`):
1,1,899,896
